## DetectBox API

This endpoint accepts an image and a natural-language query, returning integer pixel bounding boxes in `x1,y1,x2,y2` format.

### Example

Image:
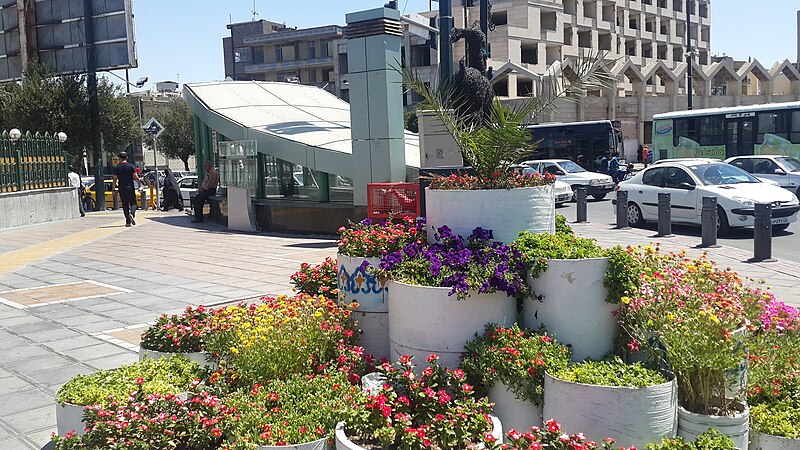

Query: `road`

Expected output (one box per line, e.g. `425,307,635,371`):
556,198,800,263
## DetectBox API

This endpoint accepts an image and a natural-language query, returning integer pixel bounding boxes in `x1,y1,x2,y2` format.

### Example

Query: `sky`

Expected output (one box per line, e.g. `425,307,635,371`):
110,0,799,90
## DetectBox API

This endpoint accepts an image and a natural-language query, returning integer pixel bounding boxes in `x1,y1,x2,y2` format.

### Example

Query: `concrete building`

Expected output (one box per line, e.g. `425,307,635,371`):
223,19,342,92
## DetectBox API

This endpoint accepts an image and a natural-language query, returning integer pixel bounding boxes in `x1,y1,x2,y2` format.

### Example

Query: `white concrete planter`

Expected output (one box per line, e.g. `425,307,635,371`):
337,254,389,361
256,436,330,450
335,415,502,449
56,402,87,436
543,372,678,449
488,382,542,433
678,404,749,450
387,280,517,370
726,327,749,402
522,257,618,361
138,348,214,369
425,185,555,244
750,431,800,450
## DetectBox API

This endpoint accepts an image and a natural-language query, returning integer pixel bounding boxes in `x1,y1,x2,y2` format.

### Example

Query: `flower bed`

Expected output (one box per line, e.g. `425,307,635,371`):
291,257,339,301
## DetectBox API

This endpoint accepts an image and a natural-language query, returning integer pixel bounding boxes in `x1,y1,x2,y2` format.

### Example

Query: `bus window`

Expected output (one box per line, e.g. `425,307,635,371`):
792,111,800,144
757,111,789,143
698,115,724,146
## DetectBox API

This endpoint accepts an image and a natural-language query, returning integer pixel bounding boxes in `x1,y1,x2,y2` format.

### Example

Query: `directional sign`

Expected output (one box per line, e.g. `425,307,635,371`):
143,117,165,138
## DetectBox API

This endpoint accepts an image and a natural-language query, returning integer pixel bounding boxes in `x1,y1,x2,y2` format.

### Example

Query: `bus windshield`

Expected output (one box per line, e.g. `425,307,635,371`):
689,163,760,186
559,160,586,173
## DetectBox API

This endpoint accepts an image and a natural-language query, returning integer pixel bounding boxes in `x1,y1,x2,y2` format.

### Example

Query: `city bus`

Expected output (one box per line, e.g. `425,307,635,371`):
651,101,800,162
525,120,624,170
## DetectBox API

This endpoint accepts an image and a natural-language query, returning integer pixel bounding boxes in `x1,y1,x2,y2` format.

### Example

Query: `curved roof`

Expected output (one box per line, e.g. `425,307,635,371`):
184,81,419,178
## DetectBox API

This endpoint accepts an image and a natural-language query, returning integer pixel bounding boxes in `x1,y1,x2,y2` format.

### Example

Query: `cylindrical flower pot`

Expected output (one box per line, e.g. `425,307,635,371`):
749,431,800,450
257,436,330,450
488,382,542,433
678,404,749,450
56,402,87,436
543,372,677,449
335,415,503,449
522,257,618,361
138,348,214,369
387,280,517,370
425,186,555,245
337,254,389,361
725,327,749,402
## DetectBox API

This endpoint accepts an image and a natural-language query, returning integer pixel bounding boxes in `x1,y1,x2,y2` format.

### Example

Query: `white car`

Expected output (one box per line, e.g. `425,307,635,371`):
510,166,574,206
617,161,800,234
177,175,198,207
725,155,800,197
522,159,615,200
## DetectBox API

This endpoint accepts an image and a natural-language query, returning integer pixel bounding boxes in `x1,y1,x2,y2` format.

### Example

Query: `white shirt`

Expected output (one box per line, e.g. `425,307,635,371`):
68,172,81,188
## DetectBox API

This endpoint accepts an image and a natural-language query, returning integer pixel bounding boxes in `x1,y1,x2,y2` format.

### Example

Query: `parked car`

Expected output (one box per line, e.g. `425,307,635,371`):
658,157,781,187
616,161,800,234
83,179,143,211
521,159,615,200
177,175,198,207
725,155,800,196
511,165,574,206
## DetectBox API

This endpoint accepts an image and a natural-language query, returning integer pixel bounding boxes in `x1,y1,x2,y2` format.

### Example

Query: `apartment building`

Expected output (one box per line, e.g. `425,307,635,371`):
223,19,343,90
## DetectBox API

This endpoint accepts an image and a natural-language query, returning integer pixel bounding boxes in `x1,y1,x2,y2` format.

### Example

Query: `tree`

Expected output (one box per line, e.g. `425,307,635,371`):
152,97,194,171
0,63,141,167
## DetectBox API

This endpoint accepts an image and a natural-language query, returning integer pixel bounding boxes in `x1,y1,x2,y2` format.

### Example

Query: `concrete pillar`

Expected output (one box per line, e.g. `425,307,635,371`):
508,73,518,98
633,80,645,144
346,7,407,206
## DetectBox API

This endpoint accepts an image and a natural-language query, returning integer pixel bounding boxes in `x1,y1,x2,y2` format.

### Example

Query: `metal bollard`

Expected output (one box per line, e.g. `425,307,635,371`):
656,192,674,237
112,190,119,210
615,190,629,229
576,187,588,223
141,189,148,210
699,196,720,248
751,203,775,262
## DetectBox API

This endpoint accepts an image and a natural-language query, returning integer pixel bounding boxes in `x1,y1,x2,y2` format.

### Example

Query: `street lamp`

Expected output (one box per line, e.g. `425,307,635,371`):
9,128,22,191
685,0,709,110
57,132,67,143
9,128,21,141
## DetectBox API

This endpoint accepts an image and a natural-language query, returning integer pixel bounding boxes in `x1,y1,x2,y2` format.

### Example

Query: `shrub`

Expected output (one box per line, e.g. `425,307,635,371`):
139,306,211,353
513,231,606,279
337,217,423,258
551,357,667,388
645,429,735,450
748,330,800,405
220,373,364,448
500,418,623,450
290,257,339,300
56,356,202,407
461,323,571,406
750,399,800,438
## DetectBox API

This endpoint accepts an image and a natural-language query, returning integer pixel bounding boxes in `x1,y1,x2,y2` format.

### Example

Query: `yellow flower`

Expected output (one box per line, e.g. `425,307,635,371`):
667,313,675,320
230,347,239,355
621,296,631,305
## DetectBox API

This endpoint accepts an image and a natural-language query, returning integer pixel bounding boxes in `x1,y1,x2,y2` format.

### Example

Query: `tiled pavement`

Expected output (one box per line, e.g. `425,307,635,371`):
1,210,799,449
0,211,338,450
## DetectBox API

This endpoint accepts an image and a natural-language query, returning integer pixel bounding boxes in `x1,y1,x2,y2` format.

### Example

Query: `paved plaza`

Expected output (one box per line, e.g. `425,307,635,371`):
0,210,798,449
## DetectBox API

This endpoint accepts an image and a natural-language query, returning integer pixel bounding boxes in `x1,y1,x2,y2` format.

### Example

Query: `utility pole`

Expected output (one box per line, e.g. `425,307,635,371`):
685,0,693,110
84,0,105,210
439,0,453,81
480,0,489,71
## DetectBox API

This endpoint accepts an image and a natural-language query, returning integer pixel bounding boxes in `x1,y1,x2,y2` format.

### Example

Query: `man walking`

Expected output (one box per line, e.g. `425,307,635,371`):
67,166,85,217
192,161,219,223
112,152,140,227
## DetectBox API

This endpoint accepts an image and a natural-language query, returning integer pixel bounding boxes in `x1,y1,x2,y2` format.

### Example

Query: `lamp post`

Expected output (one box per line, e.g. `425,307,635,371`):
685,0,708,110
9,128,22,191
57,132,68,183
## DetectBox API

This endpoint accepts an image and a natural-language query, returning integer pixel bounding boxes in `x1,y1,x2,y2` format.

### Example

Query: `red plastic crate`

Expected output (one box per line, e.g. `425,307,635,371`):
367,182,420,220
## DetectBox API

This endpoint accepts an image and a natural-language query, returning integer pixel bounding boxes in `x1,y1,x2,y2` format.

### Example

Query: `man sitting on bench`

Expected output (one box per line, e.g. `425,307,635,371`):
192,161,219,223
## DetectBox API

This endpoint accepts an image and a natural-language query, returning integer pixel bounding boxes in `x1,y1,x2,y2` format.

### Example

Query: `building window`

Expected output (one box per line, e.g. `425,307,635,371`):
253,47,264,64
339,54,349,74
275,46,283,62
308,69,317,83
521,43,538,64
234,47,252,63
321,41,331,57
277,71,299,82
410,45,431,67
308,41,316,59
491,10,507,25
673,0,682,11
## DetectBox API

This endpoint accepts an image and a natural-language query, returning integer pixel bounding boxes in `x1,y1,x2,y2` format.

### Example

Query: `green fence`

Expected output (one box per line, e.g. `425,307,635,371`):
0,131,68,193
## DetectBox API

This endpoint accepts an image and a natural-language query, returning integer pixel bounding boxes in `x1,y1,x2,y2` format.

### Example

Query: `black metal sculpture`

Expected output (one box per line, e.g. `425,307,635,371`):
450,24,494,124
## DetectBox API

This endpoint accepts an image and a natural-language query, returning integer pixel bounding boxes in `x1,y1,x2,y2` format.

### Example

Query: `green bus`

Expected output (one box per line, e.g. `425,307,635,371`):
651,101,800,162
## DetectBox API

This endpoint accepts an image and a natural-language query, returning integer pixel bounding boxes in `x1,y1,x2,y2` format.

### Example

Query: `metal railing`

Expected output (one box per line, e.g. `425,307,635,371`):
0,131,68,193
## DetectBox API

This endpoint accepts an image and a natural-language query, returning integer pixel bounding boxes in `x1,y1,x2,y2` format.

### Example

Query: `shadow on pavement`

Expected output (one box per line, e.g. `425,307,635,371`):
146,214,338,242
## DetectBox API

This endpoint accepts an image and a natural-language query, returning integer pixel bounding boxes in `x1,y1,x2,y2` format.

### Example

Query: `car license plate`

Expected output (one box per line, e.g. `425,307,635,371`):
771,217,790,225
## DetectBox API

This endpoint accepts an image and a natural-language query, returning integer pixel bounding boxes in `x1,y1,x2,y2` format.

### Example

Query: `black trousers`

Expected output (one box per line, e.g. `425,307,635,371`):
119,186,137,224
193,189,212,220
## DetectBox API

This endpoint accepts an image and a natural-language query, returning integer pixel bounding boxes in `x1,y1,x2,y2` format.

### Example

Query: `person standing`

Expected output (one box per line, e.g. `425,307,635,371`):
192,161,219,223
642,145,650,168
112,152,140,227
598,152,610,174
67,166,85,217
637,145,644,163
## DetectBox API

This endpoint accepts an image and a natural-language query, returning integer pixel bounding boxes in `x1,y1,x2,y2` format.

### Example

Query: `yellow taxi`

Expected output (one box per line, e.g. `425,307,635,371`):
83,178,143,210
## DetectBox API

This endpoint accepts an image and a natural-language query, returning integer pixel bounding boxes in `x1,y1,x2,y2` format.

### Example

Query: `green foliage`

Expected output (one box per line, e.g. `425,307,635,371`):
403,109,418,133
604,245,646,303
152,97,195,171
555,213,573,235
56,356,202,406
552,357,667,388
645,429,735,450
513,231,605,279
748,330,800,404
751,399,800,438
461,323,571,406
0,62,141,167
221,373,364,448
139,306,211,353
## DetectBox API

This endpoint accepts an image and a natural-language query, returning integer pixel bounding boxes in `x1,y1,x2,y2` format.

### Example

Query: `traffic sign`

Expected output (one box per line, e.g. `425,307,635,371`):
143,117,165,138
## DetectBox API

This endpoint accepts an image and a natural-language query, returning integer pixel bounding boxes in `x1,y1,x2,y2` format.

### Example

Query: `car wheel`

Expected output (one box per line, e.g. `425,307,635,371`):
716,206,731,236
627,202,645,227
592,193,607,200
773,223,791,232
